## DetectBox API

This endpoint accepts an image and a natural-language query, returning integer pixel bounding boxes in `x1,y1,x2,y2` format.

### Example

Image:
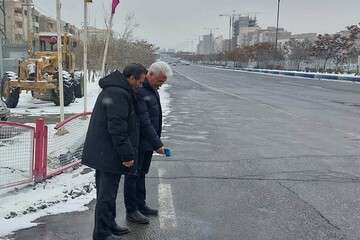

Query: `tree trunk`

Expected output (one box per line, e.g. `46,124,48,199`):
323,58,329,71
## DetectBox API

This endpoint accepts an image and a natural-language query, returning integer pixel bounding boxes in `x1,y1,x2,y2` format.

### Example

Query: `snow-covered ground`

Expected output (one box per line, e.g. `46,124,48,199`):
0,166,96,237
243,68,359,78
0,81,172,237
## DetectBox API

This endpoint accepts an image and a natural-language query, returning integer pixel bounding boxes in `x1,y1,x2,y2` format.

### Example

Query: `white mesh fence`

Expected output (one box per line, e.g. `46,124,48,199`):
0,124,34,188
47,115,90,175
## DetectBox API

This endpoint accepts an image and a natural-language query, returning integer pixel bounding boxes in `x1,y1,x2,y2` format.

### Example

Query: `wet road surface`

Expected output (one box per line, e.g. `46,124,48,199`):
8,64,360,240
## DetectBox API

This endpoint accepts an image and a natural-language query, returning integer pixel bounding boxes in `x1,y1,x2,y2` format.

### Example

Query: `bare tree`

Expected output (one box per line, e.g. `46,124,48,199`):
313,34,353,71
284,39,313,70
121,13,139,41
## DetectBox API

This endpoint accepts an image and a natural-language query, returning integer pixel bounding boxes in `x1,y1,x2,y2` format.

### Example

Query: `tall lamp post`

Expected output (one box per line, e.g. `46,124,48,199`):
83,0,91,114
0,0,5,77
56,0,64,123
275,0,281,60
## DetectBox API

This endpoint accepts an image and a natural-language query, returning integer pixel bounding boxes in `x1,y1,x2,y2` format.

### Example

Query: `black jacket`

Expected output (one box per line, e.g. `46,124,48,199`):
137,79,163,152
82,70,140,174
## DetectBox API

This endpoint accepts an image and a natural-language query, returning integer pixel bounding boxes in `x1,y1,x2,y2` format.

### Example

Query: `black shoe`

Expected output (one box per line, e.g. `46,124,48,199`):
110,224,130,236
126,210,150,224
104,234,122,240
139,205,159,216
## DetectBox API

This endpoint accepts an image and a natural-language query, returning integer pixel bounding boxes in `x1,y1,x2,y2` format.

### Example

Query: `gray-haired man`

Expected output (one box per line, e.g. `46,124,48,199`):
124,61,173,224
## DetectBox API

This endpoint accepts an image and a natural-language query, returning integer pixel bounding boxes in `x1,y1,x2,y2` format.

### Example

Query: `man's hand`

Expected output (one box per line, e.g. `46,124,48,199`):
156,147,165,155
122,160,134,168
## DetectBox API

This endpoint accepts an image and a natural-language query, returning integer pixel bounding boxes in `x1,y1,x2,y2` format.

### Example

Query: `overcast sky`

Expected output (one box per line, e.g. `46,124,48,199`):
33,0,360,51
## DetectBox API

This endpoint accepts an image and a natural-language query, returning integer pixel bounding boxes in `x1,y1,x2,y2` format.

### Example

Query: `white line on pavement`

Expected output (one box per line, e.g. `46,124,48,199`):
158,168,177,230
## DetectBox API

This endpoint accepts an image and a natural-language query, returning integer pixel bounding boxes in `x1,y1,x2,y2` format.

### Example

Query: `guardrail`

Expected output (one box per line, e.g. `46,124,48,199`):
0,112,92,190
0,121,35,189
46,112,91,178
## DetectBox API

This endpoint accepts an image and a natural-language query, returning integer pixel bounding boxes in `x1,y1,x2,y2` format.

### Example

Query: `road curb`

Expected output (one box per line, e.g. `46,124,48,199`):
241,68,360,82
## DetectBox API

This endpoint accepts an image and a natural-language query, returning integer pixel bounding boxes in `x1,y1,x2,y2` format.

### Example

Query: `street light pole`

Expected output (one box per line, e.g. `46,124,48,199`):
56,0,64,123
275,0,281,59
83,0,88,113
26,0,32,56
22,0,33,56
229,16,233,52
0,37,3,77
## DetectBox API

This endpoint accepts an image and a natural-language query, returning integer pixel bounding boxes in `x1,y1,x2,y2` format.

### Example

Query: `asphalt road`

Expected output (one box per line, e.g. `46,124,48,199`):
9,64,360,240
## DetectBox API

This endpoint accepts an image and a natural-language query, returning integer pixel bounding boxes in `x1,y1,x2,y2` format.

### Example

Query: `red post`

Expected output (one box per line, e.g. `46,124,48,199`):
43,126,48,179
34,118,47,182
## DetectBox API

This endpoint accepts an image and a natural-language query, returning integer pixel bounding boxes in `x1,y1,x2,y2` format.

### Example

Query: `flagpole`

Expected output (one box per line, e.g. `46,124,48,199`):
101,14,114,77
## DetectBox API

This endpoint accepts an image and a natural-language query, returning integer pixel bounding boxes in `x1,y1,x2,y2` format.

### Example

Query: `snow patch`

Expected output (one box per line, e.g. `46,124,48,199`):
0,166,96,237
159,83,171,118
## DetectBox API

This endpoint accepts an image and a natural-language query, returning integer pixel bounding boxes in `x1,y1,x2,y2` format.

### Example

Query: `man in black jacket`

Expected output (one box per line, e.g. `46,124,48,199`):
124,61,173,224
82,64,147,240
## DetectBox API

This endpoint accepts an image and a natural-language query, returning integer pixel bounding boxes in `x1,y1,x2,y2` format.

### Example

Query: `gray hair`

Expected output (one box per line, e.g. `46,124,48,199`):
148,61,173,78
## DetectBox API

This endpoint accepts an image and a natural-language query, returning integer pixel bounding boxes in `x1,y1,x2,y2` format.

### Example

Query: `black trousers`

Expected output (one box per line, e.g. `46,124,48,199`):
93,170,121,240
124,151,153,213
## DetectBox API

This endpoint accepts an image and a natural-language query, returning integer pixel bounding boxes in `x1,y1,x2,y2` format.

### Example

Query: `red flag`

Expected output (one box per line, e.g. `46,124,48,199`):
112,0,120,14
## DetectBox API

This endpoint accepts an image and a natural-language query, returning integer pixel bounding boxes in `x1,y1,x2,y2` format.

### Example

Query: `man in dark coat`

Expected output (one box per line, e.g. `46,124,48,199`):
82,64,147,240
124,61,173,224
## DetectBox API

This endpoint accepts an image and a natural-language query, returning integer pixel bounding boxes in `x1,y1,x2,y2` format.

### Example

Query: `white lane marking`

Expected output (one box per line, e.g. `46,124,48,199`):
158,168,177,229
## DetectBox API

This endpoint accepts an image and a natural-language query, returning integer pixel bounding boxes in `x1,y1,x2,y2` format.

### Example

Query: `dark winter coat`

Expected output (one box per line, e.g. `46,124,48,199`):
137,79,163,152
82,70,140,174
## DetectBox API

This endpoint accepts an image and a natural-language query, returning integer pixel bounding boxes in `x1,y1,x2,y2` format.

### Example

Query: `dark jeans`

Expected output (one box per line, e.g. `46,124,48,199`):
124,151,153,213
93,170,121,240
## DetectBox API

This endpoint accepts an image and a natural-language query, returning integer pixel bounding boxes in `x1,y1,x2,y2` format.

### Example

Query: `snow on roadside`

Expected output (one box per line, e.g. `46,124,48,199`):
243,68,359,77
0,166,96,237
159,83,171,118
0,80,172,238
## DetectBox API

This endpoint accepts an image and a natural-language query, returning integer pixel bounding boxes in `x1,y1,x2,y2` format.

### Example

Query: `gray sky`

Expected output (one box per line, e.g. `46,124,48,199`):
34,0,360,51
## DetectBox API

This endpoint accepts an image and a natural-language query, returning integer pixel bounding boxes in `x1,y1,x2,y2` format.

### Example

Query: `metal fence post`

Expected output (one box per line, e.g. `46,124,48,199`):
34,118,47,182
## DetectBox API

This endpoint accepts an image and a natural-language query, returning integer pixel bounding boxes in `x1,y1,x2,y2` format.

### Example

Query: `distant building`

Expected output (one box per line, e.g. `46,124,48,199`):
291,33,317,42
276,32,318,48
258,27,292,44
38,14,80,41
31,8,40,34
232,15,258,48
197,34,217,55
221,39,231,52
38,14,56,33
86,26,107,42
4,0,26,44
214,35,224,53
4,0,43,45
